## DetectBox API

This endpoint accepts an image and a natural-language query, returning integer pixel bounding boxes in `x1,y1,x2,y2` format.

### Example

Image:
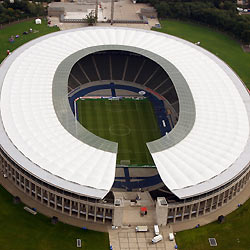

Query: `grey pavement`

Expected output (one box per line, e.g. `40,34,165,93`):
109,225,177,250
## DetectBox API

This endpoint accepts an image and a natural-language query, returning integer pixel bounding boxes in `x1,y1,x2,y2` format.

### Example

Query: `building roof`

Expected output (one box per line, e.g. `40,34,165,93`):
0,27,249,199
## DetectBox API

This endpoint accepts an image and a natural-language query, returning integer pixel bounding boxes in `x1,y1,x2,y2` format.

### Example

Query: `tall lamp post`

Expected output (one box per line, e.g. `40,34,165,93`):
111,0,114,25
95,0,98,21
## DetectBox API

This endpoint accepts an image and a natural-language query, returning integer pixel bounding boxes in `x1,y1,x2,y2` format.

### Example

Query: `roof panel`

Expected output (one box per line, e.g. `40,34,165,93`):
0,27,249,199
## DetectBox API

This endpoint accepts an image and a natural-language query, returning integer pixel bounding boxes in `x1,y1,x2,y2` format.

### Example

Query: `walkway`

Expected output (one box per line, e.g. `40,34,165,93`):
109,225,176,250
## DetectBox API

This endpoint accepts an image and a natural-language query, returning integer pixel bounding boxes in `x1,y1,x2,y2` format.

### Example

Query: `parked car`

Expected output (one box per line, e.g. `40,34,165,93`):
152,234,163,244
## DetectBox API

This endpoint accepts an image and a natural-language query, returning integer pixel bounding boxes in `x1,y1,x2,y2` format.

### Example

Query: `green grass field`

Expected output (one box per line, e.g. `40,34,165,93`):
0,19,59,63
0,185,109,250
77,98,161,165
153,19,250,88
176,198,250,250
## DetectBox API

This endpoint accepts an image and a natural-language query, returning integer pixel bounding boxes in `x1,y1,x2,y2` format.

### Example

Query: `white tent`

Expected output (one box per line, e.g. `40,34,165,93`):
35,18,41,24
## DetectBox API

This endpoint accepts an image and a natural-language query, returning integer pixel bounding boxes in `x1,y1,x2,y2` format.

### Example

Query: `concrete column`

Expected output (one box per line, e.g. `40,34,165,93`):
34,185,37,200
188,204,193,219
220,191,225,206
173,208,177,223
234,183,238,195
54,195,57,210
29,180,32,195
70,200,72,216
41,187,44,202
14,172,18,187
203,200,207,214
196,202,200,217
77,202,80,218
46,191,50,207
113,198,124,227
224,189,229,203
103,208,106,224
181,206,185,221
239,179,243,191
215,193,220,209
209,198,214,211
86,205,89,221
62,197,65,213
15,171,19,186
94,206,97,222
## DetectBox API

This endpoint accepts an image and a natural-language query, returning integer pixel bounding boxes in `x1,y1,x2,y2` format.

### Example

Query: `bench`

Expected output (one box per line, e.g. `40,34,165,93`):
24,206,37,215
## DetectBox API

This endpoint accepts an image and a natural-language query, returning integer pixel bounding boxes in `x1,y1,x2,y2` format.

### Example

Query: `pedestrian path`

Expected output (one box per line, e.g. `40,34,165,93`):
109,225,177,250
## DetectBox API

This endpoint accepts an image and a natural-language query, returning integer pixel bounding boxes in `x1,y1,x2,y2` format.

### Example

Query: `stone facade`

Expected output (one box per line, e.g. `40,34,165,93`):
167,165,250,224
0,147,249,228
0,148,114,225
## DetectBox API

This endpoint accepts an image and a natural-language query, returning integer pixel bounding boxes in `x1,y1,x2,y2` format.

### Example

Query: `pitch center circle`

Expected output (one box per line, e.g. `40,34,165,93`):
109,124,131,136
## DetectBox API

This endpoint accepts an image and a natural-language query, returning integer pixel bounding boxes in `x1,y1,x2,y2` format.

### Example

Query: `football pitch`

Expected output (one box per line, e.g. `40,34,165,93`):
77,98,161,166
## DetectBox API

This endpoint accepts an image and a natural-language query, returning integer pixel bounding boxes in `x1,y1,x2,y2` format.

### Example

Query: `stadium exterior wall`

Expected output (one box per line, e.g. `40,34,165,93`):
0,149,114,225
0,27,249,229
1,147,249,227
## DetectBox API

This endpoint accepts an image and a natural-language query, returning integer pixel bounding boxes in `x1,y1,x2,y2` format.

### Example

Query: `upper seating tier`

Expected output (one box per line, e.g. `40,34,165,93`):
69,50,179,113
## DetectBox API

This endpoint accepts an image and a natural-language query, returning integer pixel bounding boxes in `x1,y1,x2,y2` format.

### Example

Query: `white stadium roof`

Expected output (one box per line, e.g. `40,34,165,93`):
0,27,249,199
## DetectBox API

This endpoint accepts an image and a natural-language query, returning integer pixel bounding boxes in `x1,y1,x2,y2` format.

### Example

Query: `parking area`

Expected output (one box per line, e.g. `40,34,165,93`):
109,225,177,250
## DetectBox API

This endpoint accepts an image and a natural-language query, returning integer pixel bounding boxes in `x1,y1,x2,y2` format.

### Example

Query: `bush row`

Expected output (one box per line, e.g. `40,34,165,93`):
0,0,46,24
137,0,250,44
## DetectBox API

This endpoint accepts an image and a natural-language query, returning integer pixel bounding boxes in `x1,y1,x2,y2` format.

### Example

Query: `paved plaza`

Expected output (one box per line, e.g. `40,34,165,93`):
109,226,177,250
49,0,159,30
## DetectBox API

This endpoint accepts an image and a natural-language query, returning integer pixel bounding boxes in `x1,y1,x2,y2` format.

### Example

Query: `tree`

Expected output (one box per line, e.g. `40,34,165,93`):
86,10,96,26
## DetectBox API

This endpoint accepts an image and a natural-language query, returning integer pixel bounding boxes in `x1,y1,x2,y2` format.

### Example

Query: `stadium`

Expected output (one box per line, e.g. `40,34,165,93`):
0,27,249,227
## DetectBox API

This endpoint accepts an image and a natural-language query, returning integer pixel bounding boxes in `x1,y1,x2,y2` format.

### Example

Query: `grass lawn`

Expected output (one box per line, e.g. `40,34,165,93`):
0,19,59,63
176,198,250,250
77,98,161,165
153,19,250,88
0,185,109,250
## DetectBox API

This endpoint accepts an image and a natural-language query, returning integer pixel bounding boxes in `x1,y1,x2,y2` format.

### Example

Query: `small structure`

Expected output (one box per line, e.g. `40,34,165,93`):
76,239,82,248
35,18,41,25
48,6,65,17
13,196,21,204
208,238,218,246
139,7,157,18
140,206,147,216
218,215,225,224
51,216,58,224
